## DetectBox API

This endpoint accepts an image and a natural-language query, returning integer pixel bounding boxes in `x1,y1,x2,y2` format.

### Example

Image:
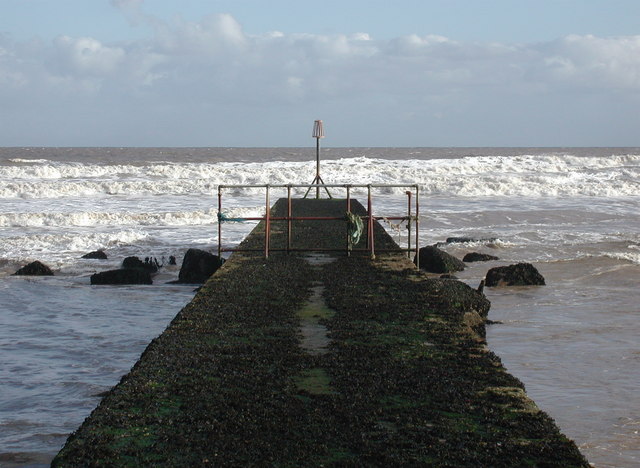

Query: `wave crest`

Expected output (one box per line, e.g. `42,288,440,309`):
0,154,638,199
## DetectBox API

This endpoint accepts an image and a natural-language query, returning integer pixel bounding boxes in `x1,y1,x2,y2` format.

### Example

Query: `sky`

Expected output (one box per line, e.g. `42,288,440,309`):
1,0,639,147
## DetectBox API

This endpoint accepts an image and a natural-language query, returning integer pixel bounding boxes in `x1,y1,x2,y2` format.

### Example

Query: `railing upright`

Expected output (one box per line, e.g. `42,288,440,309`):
217,183,419,264
367,185,375,259
346,185,351,257
265,185,270,258
217,185,223,258
415,185,420,268
406,190,412,259
287,185,292,254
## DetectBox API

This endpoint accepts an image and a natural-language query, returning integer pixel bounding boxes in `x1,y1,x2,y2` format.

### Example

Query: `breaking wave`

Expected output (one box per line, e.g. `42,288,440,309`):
0,230,149,261
0,209,218,228
0,154,638,199
0,206,266,228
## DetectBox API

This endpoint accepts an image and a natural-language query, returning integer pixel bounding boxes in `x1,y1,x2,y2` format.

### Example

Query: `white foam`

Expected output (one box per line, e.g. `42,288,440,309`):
0,152,638,272
0,154,638,199
8,158,50,163
0,209,219,228
0,230,149,262
606,251,640,265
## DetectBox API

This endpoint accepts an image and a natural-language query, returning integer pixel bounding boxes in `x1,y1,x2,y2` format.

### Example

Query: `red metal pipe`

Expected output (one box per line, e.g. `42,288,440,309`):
367,185,375,259
287,186,292,254
217,186,222,257
220,247,419,253
406,190,412,259
265,185,270,258
415,186,420,268
217,183,421,261
228,216,408,222
366,185,371,250
346,186,351,256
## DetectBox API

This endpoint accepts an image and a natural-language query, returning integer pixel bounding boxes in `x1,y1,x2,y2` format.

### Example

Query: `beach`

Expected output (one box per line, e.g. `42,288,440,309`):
0,147,638,466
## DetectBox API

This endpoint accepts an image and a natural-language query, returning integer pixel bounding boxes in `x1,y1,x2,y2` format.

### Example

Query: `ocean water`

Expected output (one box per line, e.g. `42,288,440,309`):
0,147,638,467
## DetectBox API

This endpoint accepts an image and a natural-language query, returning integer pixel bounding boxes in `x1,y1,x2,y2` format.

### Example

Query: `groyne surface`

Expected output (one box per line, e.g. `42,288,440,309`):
53,199,589,467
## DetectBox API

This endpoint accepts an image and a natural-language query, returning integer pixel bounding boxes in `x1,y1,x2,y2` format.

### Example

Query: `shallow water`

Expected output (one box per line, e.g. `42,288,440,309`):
451,255,640,468
484,268,640,468
0,276,195,464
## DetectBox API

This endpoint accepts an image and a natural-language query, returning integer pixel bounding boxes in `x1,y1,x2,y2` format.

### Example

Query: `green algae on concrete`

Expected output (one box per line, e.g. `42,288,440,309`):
53,199,589,467
294,368,335,395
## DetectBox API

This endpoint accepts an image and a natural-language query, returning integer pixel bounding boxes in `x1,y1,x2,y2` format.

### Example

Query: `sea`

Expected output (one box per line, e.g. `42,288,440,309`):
0,147,638,467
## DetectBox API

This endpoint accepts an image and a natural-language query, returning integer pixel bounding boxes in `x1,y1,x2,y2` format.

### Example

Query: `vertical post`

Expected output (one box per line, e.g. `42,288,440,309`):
315,137,320,199
310,119,325,199
415,185,420,269
217,185,223,258
366,185,371,249
265,184,270,259
287,185,292,254
367,185,375,259
346,185,351,256
406,190,412,259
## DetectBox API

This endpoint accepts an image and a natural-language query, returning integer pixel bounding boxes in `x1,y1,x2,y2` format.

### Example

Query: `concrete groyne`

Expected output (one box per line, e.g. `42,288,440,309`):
53,199,589,466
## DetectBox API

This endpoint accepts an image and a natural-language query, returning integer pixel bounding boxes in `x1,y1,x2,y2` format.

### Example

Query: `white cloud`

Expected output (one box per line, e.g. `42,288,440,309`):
1,12,640,145
53,36,125,75
110,0,145,16
152,13,247,57
542,34,640,89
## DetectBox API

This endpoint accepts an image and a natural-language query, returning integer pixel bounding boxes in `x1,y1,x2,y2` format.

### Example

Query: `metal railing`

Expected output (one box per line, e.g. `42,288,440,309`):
217,184,420,266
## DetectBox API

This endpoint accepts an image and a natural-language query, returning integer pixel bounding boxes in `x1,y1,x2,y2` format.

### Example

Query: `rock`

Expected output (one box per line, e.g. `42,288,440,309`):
414,246,465,274
90,256,160,284
446,237,478,244
122,256,158,273
445,236,497,244
82,250,108,260
90,269,153,285
122,256,144,269
463,252,499,262
14,260,54,276
440,274,458,279
485,263,546,287
177,249,224,284
423,278,492,339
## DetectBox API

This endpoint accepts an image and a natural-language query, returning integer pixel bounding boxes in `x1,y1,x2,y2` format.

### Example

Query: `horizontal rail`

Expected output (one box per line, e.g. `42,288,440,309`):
219,248,418,254
230,216,413,222
219,183,419,190
217,183,420,266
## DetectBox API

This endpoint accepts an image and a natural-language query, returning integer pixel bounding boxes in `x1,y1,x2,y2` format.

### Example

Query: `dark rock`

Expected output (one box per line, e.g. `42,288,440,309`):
177,248,224,284
445,236,497,244
90,269,153,285
446,237,478,244
430,279,491,319
414,246,465,274
82,250,108,260
463,252,499,262
440,274,458,279
145,257,161,270
485,263,546,287
424,278,492,339
168,255,177,265
14,260,54,276
122,256,144,269
122,256,158,273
